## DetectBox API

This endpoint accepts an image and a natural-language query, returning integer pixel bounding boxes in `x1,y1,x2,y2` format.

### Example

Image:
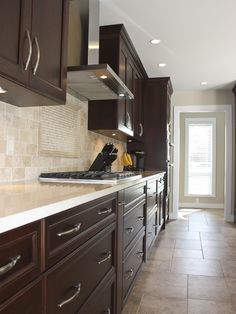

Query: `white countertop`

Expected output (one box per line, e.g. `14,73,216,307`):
0,171,164,233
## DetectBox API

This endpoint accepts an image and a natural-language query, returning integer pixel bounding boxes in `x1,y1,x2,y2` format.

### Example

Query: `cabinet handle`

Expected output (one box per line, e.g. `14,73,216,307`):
57,283,81,308
153,224,159,227
148,231,153,236
125,268,134,280
0,255,21,276
104,308,111,314
98,251,112,265
118,201,126,206
24,30,32,71
139,123,144,136
125,227,134,234
136,251,144,259
97,208,112,215
137,216,144,221
57,223,82,237
33,37,40,75
126,111,132,129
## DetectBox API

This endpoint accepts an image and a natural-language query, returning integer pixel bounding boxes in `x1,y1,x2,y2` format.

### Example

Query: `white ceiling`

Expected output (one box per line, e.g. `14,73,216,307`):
100,0,236,91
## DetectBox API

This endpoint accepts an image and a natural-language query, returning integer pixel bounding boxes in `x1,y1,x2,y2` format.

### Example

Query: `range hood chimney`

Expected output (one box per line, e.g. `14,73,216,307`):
67,0,134,101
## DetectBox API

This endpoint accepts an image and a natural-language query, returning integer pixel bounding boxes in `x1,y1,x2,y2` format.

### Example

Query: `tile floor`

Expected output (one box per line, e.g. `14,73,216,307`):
122,208,236,314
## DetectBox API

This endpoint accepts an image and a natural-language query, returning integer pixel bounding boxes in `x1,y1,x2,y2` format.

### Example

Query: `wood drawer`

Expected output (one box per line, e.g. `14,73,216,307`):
0,279,42,314
147,210,157,249
45,223,116,314
123,200,145,251
0,222,41,304
147,179,157,212
123,232,144,299
45,193,117,267
124,182,146,212
79,273,115,314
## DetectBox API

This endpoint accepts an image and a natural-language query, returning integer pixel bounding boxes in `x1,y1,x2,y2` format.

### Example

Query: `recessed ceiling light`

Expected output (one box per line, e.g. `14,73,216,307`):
112,133,116,136
201,81,208,86
100,75,108,79
158,63,167,67
150,39,161,45
128,139,132,143
119,93,125,97
0,86,7,94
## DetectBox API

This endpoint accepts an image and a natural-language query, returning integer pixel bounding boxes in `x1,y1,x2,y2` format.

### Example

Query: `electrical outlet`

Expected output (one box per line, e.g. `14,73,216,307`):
6,136,14,155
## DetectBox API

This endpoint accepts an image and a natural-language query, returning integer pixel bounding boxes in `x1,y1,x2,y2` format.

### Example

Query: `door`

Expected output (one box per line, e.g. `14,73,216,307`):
0,0,32,85
29,0,68,103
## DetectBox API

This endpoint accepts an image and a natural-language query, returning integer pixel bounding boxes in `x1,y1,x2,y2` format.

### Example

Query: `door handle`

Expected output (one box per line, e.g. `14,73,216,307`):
139,122,144,136
24,30,32,71
57,283,81,308
0,255,21,276
33,37,40,75
57,223,82,237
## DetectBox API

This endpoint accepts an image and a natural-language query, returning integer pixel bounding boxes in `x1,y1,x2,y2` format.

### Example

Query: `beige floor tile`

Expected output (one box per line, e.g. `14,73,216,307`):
154,238,176,249
148,247,173,261
188,275,231,301
142,259,171,273
134,271,187,299
200,232,225,241
226,237,236,248
171,257,223,276
189,225,220,233
221,260,236,278
162,231,200,240
122,291,143,314
225,277,236,294
220,227,236,237
203,248,236,260
173,249,203,259
138,295,187,314
188,299,236,314
201,239,229,248
175,239,202,250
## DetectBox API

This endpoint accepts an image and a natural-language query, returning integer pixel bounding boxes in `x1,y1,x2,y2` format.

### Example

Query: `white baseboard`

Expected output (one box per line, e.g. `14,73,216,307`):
179,203,224,209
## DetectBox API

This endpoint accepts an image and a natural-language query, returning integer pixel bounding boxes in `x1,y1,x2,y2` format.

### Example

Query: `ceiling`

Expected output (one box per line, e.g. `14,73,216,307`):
100,0,236,91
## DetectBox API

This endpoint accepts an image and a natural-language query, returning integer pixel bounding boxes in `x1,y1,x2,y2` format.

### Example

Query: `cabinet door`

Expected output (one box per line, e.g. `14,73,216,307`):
0,0,32,86
29,0,68,103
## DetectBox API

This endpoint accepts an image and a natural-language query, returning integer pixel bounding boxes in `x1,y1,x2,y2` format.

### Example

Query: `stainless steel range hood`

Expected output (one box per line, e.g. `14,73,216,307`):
67,0,134,101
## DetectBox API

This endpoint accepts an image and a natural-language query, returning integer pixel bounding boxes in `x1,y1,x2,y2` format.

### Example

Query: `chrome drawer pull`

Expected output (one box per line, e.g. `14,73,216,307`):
57,223,82,237
136,251,144,259
118,201,126,206
148,231,153,236
104,308,111,314
139,122,144,137
24,30,32,70
58,283,81,308
137,216,144,221
153,224,159,227
98,251,112,265
125,268,134,280
33,37,40,75
97,208,112,215
125,227,134,234
0,255,21,276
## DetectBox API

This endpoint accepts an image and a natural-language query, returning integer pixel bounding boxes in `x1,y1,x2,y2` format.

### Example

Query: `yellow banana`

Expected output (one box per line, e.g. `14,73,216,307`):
122,153,133,166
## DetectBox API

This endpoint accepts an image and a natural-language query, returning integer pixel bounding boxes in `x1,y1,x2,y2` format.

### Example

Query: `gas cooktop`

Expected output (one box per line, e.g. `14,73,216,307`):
39,171,142,184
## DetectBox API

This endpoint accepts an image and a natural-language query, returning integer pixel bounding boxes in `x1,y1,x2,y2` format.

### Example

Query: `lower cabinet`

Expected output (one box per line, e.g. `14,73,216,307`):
146,210,157,249
0,279,42,314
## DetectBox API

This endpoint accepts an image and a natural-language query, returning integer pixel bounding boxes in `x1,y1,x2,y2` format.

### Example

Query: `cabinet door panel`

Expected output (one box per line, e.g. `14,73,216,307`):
30,0,68,102
0,0,31,85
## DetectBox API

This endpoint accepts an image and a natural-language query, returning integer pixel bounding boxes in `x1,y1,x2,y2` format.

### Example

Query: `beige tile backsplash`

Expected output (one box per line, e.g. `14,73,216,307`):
0,94,126,182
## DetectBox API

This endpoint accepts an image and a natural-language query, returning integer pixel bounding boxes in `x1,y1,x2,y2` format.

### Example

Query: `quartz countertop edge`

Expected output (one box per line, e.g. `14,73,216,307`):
0,171,164,233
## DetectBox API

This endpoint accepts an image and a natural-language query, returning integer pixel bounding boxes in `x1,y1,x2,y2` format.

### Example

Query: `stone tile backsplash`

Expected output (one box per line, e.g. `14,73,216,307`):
0,94,126,182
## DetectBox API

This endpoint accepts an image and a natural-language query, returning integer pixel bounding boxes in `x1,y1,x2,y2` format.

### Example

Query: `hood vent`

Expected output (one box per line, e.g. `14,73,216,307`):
67,0,134,101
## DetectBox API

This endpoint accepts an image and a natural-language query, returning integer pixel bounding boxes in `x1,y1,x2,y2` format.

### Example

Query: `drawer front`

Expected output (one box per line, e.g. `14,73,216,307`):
147,179,157,212
124,182,146,212
0,222,41,304
46,223,115,314
79,274,115,314
147,211,157,249
123,234,144,299
124,201,145,250
0,279,42,314
45,194,116,267
157,175,165,192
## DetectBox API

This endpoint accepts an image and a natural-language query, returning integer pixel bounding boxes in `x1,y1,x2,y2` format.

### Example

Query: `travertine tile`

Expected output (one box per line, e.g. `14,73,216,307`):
173,249,203,259
148,247,174,261
154,238,176,249
203,247,236,260
171,257,223,276
122,291,143,314
200,232,225,241
138,295,187,314
220,260,236,278
162,231,200,240
142,260,171,273
175,239,202,250
201,239,229,248
188,299,235,314
188,275,231,301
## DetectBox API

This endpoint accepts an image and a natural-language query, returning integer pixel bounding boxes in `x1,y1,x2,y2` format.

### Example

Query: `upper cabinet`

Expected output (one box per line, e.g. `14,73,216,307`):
0,0,69,107
88,24,147,141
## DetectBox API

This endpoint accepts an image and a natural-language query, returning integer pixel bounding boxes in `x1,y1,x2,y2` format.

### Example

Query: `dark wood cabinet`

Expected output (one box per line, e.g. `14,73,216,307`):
88,24,147,141
233,84,236,223
0,0,69,107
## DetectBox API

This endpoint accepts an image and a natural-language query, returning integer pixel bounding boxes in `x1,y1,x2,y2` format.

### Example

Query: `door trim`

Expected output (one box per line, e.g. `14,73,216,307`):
172,105,233,222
